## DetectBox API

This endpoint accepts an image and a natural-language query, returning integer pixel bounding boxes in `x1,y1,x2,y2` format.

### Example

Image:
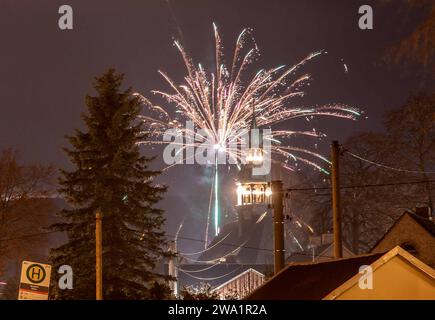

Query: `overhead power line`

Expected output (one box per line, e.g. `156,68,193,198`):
178,265,243,281
0,230,59,242
177,232,232,256
0,228,327,259
0,228,275,254
344,150,435,175
168,234,273,253
0,233,337,261
284,179,435,193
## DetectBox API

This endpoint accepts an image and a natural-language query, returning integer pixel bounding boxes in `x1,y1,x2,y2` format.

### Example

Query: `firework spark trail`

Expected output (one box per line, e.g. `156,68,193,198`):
136,24,361,238
204,173,214,248
214,153,220,236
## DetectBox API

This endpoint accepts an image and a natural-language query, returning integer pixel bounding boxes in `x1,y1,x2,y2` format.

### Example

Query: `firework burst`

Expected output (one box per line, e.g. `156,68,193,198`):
136,23,360,173
135,24,361,238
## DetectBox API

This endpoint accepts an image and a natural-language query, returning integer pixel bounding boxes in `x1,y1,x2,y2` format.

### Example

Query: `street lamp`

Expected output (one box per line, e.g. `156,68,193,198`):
246,148,264,167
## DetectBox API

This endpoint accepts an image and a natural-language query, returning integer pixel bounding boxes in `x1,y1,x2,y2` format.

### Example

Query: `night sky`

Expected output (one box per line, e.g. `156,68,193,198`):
0,0,427,252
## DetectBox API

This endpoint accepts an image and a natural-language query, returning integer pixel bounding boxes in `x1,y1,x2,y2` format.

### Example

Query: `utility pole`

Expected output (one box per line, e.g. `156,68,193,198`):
95,209,103,300
331,141,343,259
168,240,178,296
271,180,285,274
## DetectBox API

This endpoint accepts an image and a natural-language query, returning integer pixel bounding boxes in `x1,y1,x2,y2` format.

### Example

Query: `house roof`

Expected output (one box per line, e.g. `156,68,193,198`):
324,246,435,299
316,243,354,259
370,211,435,251
286,244,331,263
212,268,265,291
198,210,273,264
176,263,271,289
246,253,384,300
286,243,354,263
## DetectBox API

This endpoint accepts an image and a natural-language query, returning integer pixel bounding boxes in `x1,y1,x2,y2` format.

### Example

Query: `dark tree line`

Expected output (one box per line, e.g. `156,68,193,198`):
382,0,435,85
0,149,55,275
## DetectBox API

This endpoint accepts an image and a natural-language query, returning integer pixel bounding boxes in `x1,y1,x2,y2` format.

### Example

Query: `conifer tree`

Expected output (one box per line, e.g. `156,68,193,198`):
51,69,170,299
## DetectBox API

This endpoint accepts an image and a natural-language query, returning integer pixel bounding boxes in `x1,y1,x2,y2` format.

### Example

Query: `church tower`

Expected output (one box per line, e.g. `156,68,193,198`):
236,101,271,236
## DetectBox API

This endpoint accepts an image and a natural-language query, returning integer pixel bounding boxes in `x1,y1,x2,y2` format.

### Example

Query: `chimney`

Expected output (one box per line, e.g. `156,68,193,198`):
413,207,433,221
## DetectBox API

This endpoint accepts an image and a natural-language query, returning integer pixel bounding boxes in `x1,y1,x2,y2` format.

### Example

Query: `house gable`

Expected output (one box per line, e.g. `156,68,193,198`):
372,213,435,267
316,244,354,262
324,246,435,300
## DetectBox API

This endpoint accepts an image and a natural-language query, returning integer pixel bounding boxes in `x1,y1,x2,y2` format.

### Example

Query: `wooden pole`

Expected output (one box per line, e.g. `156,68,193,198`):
331,141,343,259
271,180,285,274
96,209,103,300
168,240,178,296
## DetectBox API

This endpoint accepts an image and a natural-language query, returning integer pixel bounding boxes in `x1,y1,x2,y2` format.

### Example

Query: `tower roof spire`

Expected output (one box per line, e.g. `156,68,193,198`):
251,99,258,130
249,99,262,149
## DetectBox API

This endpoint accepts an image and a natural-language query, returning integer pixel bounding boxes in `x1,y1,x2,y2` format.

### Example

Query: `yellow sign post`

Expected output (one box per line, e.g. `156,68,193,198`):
18,261,52,300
